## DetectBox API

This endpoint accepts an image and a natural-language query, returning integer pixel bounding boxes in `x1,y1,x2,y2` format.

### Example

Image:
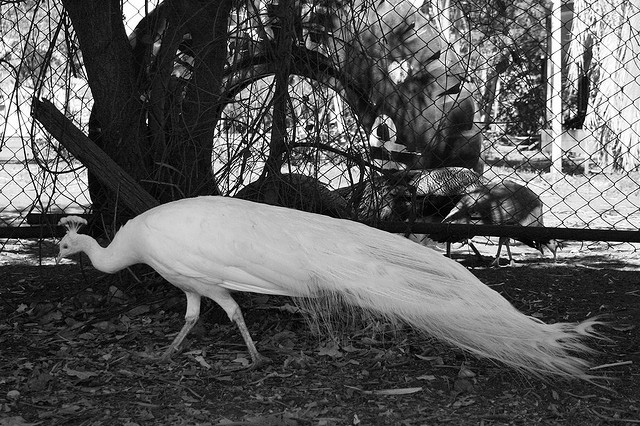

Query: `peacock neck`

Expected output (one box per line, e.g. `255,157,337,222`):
79,234,137,274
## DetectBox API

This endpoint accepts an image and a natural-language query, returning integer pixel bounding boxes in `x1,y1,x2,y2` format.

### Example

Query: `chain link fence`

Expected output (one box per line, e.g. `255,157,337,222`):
1,1,91,230
1,0,639,259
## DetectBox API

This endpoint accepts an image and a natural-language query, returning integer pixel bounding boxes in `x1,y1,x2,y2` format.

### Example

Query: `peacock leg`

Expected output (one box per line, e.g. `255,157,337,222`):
492,237,507,266
548,241,560,262
214,292,271,369
160,291,201,361
230,308,272,369
504,238,516,266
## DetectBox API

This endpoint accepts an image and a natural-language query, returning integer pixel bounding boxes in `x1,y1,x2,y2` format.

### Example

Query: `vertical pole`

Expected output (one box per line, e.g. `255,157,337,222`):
550,0,564,177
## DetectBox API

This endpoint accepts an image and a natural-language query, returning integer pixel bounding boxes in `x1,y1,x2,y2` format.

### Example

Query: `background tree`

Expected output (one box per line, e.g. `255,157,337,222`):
568,0,640,171
447,0,550,135
59,0,231,230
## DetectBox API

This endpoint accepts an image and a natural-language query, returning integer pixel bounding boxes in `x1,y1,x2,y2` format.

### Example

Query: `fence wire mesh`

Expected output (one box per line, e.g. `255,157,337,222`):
1,0,639,260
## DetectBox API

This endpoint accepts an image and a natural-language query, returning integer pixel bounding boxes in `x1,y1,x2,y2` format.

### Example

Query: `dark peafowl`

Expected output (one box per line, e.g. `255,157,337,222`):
443,178,560,265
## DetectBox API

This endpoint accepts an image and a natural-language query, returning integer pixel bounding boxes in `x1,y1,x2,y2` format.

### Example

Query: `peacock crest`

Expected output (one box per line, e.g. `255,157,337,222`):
58,216,88,234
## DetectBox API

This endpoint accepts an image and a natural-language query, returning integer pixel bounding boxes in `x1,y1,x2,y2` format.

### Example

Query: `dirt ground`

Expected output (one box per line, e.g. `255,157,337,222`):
1,238,639,426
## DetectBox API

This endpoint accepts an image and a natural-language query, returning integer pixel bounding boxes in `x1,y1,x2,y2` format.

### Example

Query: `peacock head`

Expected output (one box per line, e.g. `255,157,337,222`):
57,216,89,263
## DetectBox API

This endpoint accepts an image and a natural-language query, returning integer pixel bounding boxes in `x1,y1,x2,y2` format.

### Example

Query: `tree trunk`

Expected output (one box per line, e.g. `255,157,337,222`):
63,0,231,214
151,0,232,200
61,0,149,230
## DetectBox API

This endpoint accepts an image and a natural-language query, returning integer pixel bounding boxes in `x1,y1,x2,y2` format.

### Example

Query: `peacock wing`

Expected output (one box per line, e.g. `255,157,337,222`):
133,197,326,297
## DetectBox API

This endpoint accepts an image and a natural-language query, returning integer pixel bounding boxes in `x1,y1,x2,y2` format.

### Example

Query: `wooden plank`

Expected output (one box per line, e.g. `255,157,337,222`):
31,98,159,215
2,220,638,242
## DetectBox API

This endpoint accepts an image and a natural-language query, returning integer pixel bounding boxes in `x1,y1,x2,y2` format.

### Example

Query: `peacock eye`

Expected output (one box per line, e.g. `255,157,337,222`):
62,244,69,249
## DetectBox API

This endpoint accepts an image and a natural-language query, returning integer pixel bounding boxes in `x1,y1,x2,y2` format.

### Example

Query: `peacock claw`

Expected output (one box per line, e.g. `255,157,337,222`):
157,354,174,364
252,354,272,369
156,345,184,363
224,354,272,372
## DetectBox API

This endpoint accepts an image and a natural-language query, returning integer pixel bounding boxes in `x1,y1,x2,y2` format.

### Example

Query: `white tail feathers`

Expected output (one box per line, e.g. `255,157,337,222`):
300,278,602,380
293,238,603,380
210,197,605,380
